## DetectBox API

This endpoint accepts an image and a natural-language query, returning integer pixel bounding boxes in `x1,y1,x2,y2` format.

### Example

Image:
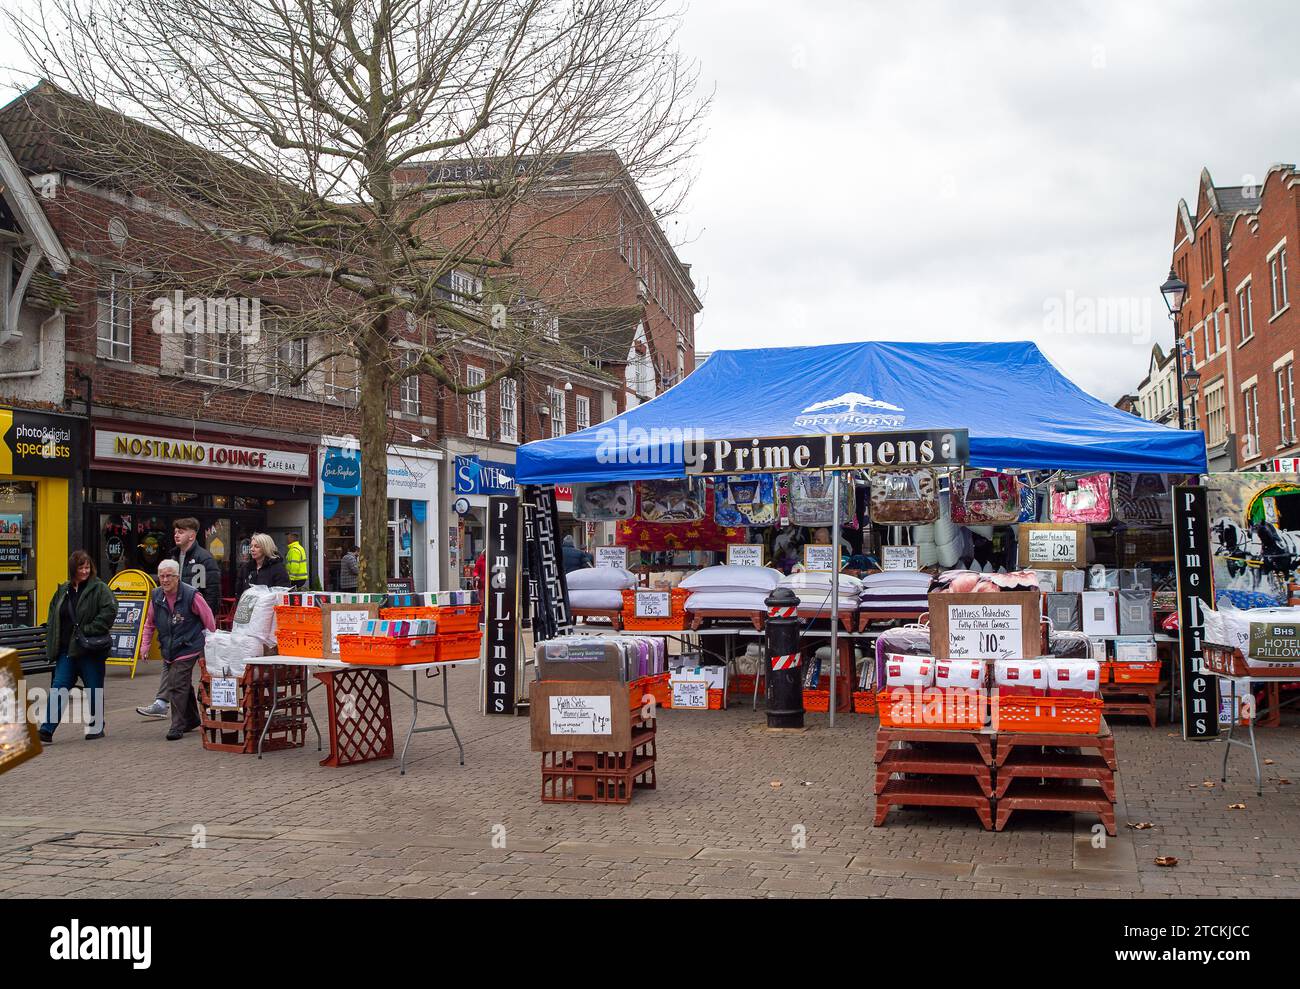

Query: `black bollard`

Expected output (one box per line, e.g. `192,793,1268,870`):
764,586,804,729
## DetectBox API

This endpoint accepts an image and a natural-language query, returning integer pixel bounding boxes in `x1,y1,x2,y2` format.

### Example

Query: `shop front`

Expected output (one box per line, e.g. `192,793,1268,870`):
87,420,316,602
318,438,442,592
0,406,83,629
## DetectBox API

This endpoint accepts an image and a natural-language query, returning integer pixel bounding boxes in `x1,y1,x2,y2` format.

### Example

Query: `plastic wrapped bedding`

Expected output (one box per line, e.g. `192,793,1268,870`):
1203,605,1300,653
535,635,667,681
568,589,626,611
685,590,771,612
1048,629,1091,659
567,567,637,591
680,565,782,594
874,624,932,692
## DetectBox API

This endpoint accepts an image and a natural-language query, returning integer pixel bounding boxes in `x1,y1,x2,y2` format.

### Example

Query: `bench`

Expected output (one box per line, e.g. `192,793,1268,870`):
0,624,53,677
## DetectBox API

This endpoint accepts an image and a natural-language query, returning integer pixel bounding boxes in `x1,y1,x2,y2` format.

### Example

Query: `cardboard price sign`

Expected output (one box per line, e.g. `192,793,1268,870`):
803,544,836,572
670,679,709,710
635,591,671,619
529,680,632,751
595,546,628,569
320,602,380,661
1028,530,1077,564
930,591,1041,661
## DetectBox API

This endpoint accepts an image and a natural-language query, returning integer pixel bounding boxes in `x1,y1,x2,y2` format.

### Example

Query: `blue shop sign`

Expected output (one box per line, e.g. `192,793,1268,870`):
455,455,517,496
322,447,362,496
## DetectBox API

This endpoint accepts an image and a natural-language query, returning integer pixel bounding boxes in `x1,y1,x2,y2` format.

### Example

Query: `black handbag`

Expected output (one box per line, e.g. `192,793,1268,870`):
74,624,113,654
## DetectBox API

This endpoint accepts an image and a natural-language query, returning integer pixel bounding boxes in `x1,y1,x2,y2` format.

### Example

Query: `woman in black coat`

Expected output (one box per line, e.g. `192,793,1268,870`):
239,532,291,593
40,550,118,742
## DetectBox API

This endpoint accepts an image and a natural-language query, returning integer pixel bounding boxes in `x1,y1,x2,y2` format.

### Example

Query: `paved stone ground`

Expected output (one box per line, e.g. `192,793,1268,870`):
3,663,1299,898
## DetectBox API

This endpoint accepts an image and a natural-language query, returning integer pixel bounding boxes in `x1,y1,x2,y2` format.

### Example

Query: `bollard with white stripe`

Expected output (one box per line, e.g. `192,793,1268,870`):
765,586,804,729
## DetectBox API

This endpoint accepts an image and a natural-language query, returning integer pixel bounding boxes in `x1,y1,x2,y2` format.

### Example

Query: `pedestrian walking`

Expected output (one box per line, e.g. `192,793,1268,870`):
39,551,117,742
139,559,216,740
137,517,222,721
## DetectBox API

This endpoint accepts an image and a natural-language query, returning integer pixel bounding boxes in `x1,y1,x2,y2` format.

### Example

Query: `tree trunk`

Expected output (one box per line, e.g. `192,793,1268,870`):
357,319,390,594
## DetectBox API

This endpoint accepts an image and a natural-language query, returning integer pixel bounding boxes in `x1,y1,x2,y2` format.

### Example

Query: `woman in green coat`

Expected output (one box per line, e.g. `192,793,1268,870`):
40,550,118,742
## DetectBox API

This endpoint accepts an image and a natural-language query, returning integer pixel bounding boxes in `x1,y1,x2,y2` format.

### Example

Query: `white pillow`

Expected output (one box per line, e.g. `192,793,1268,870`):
568,589,625,610
680,565,783,594
685,590,772,611
779,571,864,596
860,571,931,588
567,567,637,591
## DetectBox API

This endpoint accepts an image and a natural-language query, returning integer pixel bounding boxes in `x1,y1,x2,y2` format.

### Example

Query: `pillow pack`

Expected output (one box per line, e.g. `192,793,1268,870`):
680,565,782,595
566,567,637,591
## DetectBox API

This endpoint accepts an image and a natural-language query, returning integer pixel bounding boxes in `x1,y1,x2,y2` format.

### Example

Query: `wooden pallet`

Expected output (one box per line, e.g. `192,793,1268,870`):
874,778,993,830
876,748,994,798
995,779,1116,836
874,727,995,828
995,750,1115,801
993,719,1117,771
1101,681,1161,727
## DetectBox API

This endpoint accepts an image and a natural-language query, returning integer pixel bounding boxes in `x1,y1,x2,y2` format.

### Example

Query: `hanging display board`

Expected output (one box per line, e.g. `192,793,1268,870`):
529,680,632,751
685,429,969,476
1173,484,1219,741
484,495,522,715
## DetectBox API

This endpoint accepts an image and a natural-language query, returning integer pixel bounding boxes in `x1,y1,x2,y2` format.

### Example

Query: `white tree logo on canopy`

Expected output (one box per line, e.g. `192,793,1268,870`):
794,393,906,429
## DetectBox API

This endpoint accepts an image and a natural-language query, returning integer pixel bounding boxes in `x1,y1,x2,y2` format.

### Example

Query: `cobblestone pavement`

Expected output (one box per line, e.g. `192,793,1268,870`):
3,663,1299,899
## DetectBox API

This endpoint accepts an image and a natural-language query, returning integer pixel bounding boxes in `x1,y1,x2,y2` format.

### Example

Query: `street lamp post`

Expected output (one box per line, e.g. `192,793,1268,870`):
1160,267,1193,429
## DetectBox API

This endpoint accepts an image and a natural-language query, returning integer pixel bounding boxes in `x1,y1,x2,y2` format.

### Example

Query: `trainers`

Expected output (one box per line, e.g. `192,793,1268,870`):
136,700,169,719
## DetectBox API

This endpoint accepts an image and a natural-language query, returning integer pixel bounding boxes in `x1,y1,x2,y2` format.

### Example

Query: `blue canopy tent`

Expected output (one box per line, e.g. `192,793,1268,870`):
517,341,1207,483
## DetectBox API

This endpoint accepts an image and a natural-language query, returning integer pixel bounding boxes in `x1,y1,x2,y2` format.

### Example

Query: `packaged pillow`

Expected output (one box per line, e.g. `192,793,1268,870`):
573,481,636,521
714,474,777,527
568,589,625,610
566,567,637,591
869,469,940,523
684,591,772,612
232,585,277,645
780,571,864,597
1045,658,1101,696
884,655,934,688
993,658,1048,697
680,565,782,594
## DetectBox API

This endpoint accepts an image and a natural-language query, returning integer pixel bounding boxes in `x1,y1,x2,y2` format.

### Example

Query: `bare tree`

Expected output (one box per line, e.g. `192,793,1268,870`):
9,0,706,591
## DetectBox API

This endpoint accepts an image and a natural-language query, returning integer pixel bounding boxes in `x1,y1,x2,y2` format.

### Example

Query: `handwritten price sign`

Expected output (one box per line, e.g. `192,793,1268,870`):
635,591,671,618
947,603,1024,659
595,546,627,569
548,695,614,735
1028,530,1078,564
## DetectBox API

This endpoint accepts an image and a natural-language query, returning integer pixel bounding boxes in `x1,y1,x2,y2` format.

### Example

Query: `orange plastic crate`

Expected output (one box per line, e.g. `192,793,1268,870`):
620,588,689,630
437,631,483,662
629,672,671,711
852,691,878,714
730,673,766,696
875,687,987,730
274,606,321,633
1111,661,1161,683
996,695,1103,734
1100,662,1115,684
337,634,439,666
380,606,437,621
436,605,482,633
276,627,323,658
707,688,724,710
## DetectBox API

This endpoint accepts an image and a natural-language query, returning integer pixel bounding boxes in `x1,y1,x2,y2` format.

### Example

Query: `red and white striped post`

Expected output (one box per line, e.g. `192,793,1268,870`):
765,586,804,729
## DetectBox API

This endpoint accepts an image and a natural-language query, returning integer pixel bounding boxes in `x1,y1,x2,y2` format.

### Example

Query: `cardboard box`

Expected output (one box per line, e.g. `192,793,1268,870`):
1082,591,1117,636
529,680,633,751
1045,592,1082,632
930,591,1041,661
1117,589,1153,636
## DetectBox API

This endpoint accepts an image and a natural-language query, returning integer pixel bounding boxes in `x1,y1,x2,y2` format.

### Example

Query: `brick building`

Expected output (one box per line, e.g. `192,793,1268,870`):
1160,164,1299,472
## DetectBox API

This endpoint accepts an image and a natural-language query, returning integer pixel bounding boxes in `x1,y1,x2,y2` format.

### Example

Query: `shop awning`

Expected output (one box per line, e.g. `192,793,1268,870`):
517,340,1208,483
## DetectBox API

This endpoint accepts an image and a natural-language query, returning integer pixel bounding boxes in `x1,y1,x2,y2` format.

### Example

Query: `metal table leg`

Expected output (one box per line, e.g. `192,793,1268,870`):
390,666,465,775
257,664,278,759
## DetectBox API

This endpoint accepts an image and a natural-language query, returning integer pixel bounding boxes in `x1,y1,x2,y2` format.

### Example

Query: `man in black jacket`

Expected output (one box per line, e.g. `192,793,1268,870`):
136,518,221,720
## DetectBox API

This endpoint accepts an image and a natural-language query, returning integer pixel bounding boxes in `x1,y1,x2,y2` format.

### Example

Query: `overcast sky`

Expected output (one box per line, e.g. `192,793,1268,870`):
3,1,1296,404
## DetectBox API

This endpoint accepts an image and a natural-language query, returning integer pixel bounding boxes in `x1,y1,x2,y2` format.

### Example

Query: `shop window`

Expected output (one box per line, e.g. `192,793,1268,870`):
324,495,357,591
96,271,132,362
575,394,590,432
466,365,487,439
170,492,201,506
499,377,518,444
0,482,36,629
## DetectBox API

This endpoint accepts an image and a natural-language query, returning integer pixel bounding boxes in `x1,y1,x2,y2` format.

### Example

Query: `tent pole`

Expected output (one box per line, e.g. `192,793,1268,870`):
830,471,840,728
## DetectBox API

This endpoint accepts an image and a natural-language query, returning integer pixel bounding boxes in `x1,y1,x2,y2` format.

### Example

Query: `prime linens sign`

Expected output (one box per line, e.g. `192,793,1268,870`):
686,430,969,477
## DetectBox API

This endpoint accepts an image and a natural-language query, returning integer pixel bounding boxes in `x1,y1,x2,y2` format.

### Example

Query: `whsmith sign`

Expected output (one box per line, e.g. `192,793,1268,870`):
685,430,969,477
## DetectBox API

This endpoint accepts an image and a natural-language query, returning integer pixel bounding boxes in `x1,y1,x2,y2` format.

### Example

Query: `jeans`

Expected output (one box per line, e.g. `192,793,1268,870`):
41,652,106,737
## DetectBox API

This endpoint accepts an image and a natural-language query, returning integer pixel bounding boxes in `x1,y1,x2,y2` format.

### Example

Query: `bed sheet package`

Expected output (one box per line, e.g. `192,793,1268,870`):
869,468,940,524
935,658,987,690
1045,657,1101,696
859,571,931,613
779,571,863,610
950,471,1022,524
684,590,772,612
884,654,934,689
1045,593,1083,633
1117,589,1153,635
1050,472,1113,524
1114,639,1157,663
993,658,1048,697
784,471,857,527
383,590,477,608
1082,591,1118,636
874,625,932,695
1048,629,1091,659
636,478,707,523
363,619,437,637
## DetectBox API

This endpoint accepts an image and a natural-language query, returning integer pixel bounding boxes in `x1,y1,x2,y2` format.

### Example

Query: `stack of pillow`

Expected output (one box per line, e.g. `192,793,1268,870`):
680,565,782,613
567,567,637,612
778,571,863,612
858,570,931,616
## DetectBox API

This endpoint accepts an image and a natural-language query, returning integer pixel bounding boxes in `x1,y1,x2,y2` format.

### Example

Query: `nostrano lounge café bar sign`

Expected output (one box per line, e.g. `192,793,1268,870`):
686,429,970,477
